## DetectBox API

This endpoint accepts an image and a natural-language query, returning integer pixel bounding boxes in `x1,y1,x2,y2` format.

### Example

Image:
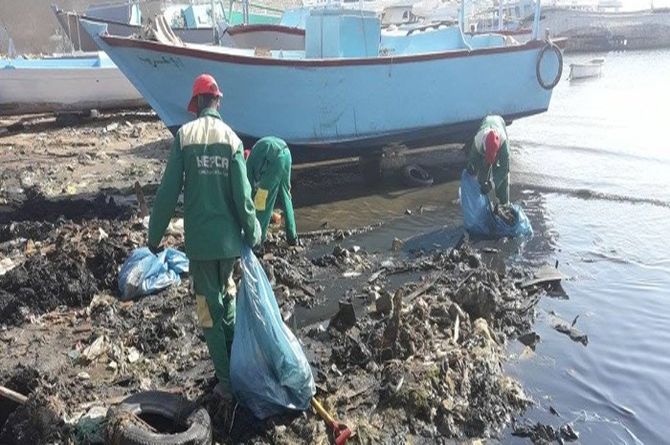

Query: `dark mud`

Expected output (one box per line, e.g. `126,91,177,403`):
0,216,145,327
0,365,73,445
0,196,547,444
0,191,132,226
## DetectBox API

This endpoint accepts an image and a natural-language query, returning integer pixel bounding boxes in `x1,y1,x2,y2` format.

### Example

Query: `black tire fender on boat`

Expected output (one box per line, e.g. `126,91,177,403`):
106,391,212,445
536,42,563,90
402,164,434,187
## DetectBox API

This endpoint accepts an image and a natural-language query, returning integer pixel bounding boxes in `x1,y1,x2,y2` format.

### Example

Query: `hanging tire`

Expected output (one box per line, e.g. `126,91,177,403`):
106,391,212,445
402,164,434,188
536,42,563,90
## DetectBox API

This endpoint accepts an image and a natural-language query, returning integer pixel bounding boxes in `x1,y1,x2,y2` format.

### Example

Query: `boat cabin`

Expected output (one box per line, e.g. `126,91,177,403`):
305,10,381,58
381,4,418,25
217,7,517,58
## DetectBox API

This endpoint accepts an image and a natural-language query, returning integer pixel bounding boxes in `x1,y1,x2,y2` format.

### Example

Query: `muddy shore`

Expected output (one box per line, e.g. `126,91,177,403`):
0,111,572,444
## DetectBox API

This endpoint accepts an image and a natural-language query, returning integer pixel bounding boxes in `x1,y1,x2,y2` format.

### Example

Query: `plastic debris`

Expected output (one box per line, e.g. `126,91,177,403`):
117,247,189,300
0,258,17,276
230,245,316,419
459,169,533,238
81,336,108,363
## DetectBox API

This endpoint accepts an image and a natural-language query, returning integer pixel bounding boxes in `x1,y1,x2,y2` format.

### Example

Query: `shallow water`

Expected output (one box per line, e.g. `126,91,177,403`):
501,49,670,444
293,49,670,443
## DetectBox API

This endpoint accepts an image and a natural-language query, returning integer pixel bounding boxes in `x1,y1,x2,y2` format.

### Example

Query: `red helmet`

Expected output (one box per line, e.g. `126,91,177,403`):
484,130,501,165
187,74,222,114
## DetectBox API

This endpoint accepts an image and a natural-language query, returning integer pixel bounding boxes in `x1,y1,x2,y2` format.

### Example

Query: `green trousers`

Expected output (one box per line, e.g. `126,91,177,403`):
190,259,236,390
253,148,297,242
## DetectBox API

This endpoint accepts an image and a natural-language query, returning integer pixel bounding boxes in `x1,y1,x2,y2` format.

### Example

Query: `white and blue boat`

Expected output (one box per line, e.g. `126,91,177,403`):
82,4,564,153
0,52,144,116
53,1,284,53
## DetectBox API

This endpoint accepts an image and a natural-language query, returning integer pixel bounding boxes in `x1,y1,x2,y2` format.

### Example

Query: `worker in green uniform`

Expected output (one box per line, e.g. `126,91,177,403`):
466,115,511,208
245,136,298,246
147,74,260,397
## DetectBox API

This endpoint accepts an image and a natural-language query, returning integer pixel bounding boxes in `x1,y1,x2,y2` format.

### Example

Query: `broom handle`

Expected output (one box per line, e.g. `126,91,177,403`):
0,385,28,404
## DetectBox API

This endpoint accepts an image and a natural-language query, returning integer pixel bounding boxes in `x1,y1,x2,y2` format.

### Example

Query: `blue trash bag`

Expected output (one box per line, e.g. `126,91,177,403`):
118,247,189,300
459,169,533,238
230,245,316,420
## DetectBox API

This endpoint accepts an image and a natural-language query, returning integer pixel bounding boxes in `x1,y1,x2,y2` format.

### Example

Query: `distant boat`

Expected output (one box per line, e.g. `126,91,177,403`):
82,9,564,154
569,57,605,79
53,1,282,52
0,52,144,116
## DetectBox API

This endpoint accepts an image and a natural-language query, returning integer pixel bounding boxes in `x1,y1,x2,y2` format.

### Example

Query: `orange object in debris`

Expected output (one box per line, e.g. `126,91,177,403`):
271,211,282,225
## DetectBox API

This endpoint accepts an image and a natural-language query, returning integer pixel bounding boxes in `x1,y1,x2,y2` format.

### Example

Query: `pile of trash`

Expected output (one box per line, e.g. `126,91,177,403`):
0,195,552,444
257,245,537,443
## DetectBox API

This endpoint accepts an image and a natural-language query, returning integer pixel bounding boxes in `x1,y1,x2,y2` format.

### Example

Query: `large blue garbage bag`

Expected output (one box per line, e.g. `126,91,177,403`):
459,169,533,238
118,247,189,300
230,245,315,419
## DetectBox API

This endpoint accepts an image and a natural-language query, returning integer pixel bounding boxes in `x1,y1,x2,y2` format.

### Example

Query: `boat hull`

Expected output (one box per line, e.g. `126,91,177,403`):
85,22,562,151
0,61,145,116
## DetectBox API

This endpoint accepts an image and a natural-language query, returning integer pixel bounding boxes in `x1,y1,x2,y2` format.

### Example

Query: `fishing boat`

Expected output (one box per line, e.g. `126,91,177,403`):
569,57,605,79
53,1,282,52
52,2,144,53
0,52,144,116
82,6,564,153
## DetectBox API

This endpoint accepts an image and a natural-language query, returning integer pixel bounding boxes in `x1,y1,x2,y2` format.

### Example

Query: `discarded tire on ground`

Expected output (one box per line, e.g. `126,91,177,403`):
106,391,212,445
401,164,434,187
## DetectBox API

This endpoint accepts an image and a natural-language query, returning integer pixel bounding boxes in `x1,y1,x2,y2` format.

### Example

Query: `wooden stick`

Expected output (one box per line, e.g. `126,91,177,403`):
0,385,28,405
78,387,181,410
407,275,440,302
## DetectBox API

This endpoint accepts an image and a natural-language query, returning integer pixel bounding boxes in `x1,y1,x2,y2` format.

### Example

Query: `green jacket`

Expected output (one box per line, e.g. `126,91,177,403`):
466,115,510,204
246,136,297,242
148,108,260,260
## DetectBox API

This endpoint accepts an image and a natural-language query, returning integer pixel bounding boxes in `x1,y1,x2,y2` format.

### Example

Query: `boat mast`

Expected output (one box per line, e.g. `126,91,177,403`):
532,0,541,40
498,0,503,30
459,0,466,32
211,0,217,41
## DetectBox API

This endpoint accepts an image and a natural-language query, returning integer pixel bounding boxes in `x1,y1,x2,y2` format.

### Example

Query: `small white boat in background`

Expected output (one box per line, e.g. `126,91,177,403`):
0,52,145,116
569,57,605,80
